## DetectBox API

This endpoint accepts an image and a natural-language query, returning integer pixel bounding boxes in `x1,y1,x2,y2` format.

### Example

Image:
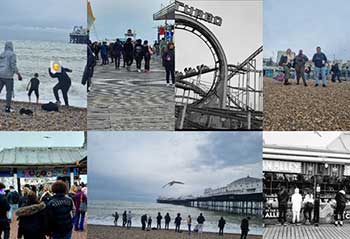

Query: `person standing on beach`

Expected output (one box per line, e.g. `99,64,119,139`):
294,50,309,86
197,213,206,234
164,212,171,230
162,42,175,86
187,215,192,235
218,217,226,235
240,217,250,239
156,212,162,229
147,216,152,230
334,187,347,226
122,211,127,227
277,185,289,226
127,210,132,228
48,66,72,106
331,63,342,83
312,46,328,87
141,214,147,230
174,213,182,232
113,211,119,226
0,41,23,113
279,48,294,85
291,188,302,225
26,73,40,103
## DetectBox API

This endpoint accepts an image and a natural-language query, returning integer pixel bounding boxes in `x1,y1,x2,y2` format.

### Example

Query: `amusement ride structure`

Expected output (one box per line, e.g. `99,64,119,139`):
154,1,263,130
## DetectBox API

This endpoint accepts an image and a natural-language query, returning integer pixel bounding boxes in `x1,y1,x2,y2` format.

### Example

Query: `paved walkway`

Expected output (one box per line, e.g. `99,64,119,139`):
88,56,175,130
264,224,350,239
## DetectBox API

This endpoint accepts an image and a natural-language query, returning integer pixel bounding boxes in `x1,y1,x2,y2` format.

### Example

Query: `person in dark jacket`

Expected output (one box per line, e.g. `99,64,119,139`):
164,212,171,230
174,213,182,232
312,46,328,87
334,188,347,226
134,39,144,73
143,40,152,72
162,42,175,86
331,63,342,83
141,214,147,230
0,183,10,239
113,39,123,70
294,50,309,86
16,191,48,239
48,66,72,106
6,185,20,222
218,217,226,235
47,181,73,239
156,212,162,229
82,41,96,92
74,186,87,231
26,73,40,103
147,216,152,230
240,217,250,239
113,211,119,226
124,38,134,71
100,42,109,65
122,211,127,227
197,213,206,233
278,186,289,226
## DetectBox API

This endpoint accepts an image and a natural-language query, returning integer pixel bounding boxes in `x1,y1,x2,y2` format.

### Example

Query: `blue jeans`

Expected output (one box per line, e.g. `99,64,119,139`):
8,204,18,221
314,67,327,85
74,210,86,230
52,230,72,239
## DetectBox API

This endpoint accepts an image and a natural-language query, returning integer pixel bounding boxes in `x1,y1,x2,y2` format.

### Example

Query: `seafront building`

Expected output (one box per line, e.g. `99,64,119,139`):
263,133,350,224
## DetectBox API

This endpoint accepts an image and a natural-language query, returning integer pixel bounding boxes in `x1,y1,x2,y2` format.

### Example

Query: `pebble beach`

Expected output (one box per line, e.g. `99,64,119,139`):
263,77,350,131
0,100,87,131
88,225,263,239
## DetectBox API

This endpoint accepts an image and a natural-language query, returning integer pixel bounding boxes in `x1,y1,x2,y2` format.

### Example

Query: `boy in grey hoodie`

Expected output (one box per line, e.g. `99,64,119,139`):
0,41,22,112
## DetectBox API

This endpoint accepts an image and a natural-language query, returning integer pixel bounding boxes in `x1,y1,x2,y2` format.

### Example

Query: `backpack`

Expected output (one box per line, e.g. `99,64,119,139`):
41,102,59,112
8,191,20,204
79,193,87,212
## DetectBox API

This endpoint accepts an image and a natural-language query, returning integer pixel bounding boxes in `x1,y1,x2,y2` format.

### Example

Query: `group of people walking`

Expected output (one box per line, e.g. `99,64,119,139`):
0,41,75,113
0,180,88,239
113,210,251,238
277,186,348,227
279,46,343,87
90,38,175,86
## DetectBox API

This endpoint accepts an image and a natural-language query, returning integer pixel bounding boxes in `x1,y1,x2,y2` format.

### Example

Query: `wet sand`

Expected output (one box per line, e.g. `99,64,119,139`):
88,225,262,239
0,100,86,131
263,77,350,131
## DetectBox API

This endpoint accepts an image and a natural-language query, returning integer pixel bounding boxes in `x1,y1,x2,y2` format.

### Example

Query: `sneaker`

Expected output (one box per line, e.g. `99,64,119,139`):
315,84,319,87
322,84,326,87
304,83,308,87
137,69,141,73
335,221,338,226
340,221,343,226
5,107,14,113
166,83,170,86
56,101,61,106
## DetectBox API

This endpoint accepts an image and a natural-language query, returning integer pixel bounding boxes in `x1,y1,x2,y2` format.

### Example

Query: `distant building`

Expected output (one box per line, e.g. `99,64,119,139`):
204,176,262,196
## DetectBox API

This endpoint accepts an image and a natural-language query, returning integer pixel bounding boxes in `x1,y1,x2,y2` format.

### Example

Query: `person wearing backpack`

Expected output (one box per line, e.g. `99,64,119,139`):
143,40,153,73
6,186,20,222
134,39,144,73
0,41,23,113
162,42,175,86
74,186,87,231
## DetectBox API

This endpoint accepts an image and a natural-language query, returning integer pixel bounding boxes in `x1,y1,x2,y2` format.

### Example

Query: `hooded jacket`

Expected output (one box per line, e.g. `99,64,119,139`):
0,42,19,79
291,188,302,212
16,202,48,235
335,190,347,207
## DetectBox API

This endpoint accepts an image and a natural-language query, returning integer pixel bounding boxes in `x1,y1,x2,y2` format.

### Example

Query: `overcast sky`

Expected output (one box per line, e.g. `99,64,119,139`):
88,132,262,202
177,0,263,72
264,0,350,60
0,132,84,151
0,0,85,41
264,132,342,148
89,0,172,41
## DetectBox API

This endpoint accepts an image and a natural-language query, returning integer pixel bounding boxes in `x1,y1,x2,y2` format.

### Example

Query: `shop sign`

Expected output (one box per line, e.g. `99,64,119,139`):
17,168,71,178
344,165,350,176
175,1,223,26
263,160,302,174
264,208,279,219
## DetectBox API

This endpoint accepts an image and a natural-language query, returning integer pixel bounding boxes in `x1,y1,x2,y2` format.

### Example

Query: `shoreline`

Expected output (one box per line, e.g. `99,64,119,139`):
0,99,87,131
88,224,262,239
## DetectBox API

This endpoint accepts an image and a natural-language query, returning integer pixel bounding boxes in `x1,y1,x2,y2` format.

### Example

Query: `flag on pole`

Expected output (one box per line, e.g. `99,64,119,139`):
87,0,96,31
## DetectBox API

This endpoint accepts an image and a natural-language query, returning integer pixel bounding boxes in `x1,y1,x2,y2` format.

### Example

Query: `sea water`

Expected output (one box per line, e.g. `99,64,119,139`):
88,200,263,235
0,40,86,107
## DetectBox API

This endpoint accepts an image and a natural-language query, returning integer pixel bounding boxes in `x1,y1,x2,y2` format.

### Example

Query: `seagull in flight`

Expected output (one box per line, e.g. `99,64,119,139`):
162,181,185,188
